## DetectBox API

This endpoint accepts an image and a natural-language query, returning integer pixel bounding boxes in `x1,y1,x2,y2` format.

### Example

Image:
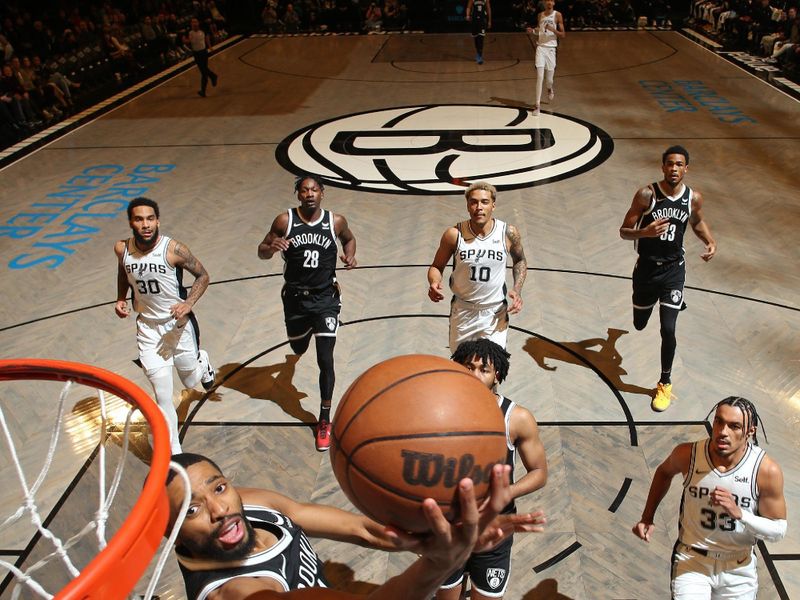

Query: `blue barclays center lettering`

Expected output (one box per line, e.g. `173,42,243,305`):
638,80,756,124
639,80,697,112
2,164,176,270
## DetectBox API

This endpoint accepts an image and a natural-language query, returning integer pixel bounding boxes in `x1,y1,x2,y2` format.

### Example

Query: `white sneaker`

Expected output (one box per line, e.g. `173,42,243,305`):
198,349,215,390
547,87,555,101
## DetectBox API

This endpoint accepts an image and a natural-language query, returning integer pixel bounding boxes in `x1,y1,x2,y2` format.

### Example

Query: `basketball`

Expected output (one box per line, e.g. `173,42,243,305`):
330,354,507,532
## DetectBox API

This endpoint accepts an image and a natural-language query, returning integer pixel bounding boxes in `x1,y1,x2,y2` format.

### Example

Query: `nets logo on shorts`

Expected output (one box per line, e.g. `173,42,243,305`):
486,567,507,589
276,104,614,195
325,317,337,331
671,290,683,304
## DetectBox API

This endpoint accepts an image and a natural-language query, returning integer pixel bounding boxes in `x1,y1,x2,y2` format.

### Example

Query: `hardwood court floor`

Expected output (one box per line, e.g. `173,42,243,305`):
1,31,798,599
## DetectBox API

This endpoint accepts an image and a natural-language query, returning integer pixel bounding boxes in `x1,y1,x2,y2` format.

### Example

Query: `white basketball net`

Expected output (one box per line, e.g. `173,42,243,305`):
0,378,190,599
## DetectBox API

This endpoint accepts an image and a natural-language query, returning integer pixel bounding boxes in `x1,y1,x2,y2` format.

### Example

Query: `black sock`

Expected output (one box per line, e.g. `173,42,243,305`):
660,372,671,385
319,405,331,423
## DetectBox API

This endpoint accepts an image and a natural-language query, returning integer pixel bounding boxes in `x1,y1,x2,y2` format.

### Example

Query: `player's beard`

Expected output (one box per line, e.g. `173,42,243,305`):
182,514,258,562
133,225,159,248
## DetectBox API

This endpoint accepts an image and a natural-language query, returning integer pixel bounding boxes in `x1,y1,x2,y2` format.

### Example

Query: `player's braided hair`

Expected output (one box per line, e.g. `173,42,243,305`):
451,338,511,384
294,174,325,192
705,396,767,446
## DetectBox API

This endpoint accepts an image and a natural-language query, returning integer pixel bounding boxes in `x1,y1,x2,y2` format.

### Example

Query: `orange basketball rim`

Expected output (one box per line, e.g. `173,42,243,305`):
0,358,171,600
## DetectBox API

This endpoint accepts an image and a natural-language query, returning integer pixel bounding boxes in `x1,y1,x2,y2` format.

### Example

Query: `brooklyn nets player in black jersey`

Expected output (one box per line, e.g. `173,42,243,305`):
258,175,357,452
466,0,491,64
440,339,547,600
166,452,544,600
619,146,716,412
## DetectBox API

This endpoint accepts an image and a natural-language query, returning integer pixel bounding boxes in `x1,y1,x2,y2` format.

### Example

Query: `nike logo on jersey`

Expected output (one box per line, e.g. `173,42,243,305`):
737,558,748,565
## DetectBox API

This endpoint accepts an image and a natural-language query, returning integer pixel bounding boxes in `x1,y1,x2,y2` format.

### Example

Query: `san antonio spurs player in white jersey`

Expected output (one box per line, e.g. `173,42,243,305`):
428,182,528,350
527,0,565,115
633,397,787,599
114,198,215,452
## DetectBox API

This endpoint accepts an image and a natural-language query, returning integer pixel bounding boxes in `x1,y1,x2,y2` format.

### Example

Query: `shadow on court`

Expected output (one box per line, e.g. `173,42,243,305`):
201,356,317,424
523,328,654,397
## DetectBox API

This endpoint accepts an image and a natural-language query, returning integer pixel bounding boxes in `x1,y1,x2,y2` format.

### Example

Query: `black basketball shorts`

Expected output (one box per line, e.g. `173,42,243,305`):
472,19,487,36
440,535,513,597
632,258,686,311
281,284,341,339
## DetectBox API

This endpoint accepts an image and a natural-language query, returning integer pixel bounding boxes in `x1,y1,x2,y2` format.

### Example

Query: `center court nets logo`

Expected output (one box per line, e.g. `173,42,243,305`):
276,104,614,195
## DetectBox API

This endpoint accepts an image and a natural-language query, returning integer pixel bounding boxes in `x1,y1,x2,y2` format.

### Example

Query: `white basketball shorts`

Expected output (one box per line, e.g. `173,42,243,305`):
535,45,557,70
449,298,509,351
671,546,757,600
136,316,200,374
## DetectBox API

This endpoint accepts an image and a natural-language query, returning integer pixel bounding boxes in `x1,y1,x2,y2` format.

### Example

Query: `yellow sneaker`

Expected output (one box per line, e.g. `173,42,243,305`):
651,382,672,412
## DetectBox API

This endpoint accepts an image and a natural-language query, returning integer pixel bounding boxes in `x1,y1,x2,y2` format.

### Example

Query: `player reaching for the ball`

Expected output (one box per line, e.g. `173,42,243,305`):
166,452,547,600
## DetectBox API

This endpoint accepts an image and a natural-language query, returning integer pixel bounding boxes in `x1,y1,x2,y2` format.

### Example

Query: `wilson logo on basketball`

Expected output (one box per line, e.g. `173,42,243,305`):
400,450,504,488
276,104,614,195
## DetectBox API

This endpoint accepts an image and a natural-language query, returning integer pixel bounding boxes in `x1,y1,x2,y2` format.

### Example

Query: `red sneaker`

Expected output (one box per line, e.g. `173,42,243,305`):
315,420,331,452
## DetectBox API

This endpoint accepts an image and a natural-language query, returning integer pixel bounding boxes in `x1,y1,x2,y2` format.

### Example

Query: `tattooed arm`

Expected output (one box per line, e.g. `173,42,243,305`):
506,224,527,315
168,239,210,323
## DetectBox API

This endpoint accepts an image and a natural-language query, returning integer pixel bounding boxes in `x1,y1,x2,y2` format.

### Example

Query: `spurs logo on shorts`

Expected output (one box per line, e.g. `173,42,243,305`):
276,105,613,194
486,567,506,589
671,289,682,303
325,317,337,331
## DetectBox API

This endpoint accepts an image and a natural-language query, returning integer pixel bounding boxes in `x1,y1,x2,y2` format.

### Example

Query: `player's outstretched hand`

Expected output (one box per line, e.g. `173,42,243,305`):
384,465,512,568
476,509,546,552
632,520,655,542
